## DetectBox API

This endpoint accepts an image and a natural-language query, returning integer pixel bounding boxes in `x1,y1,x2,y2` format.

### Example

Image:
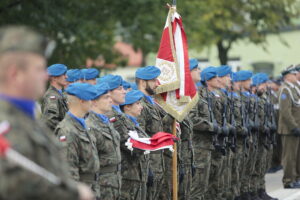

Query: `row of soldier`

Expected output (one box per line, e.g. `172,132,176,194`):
0,26,298,200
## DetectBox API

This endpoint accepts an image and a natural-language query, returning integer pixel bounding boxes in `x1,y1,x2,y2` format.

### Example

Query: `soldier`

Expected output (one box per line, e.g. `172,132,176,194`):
0,26,93,200
81,68,100,85
55,83,100,198
135,66,165,200
117,90,150,200
189,66,221,200
234,70,256,200
86,82,122,200
41,63,68,131
252,73,278,200
278,66,300,189
268,78,282,173
216,65,236,200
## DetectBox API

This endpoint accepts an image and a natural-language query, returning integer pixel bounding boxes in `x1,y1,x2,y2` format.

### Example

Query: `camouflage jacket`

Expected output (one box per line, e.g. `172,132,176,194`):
41,85,68,131
54,113,100,189
86,111,122,189
137,97,164,173
0,100,79,200
112,113,150,182
189,88,215,152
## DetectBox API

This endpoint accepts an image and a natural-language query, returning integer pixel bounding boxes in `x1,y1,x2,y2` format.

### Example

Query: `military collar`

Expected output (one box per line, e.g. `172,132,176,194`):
0,94,36,119
67,111,86,129
92,111,109,124
125,114,139,127
112,105,122,114
143,94,155,105
241,91,251,97
49,85,63,96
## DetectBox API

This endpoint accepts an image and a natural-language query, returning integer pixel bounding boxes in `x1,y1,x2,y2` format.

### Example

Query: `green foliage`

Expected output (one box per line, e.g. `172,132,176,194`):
0,0,298,66
179,0,299,64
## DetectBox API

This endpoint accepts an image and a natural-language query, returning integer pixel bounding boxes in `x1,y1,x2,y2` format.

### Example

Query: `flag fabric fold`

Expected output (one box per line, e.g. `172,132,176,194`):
125,131,179,154
155,7,198,122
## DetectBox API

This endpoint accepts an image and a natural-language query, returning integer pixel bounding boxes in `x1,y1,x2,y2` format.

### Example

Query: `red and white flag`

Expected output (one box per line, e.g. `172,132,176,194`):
125,131,179,154
155,7,198,122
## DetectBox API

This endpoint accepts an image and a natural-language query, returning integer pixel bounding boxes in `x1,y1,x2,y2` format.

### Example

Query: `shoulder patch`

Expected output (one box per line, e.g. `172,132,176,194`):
281,93,287,100
109,117,116,123
0,121,10,136
50,96,56,100
59,135,67,142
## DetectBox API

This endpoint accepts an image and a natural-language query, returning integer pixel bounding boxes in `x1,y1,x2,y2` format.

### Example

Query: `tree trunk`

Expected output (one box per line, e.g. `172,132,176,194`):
217,40,229,65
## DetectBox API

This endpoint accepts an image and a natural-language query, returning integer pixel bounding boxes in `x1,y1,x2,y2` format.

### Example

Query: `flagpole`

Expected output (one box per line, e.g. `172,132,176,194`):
172,119,178,200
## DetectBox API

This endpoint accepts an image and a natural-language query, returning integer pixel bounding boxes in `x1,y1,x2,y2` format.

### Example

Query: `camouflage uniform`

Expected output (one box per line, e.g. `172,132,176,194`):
0,100,79,200
113,113,150,200
160,110,194,200
41,85,68,131
189,88,215,200
55,113,100,197
137,97,165,200
86,111,122,200
205,90,226,200
270,90,281,169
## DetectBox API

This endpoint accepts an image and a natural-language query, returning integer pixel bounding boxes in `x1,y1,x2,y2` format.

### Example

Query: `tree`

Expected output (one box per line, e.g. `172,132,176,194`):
179,0,300,64
0,0,120,67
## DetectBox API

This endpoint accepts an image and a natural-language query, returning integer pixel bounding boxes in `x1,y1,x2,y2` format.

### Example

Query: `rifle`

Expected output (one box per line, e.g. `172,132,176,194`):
252,93,259,149
239,89,250,157
205,84,225,155
228,85,237,153
263,90,271,150
221,88,229,152
267,87,277,146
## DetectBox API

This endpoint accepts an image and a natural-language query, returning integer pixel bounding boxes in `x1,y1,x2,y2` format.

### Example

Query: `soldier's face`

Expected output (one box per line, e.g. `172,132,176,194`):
94,93,112,113
56,74,68,88
242,79,251,91
125,100,143,117
207,77,220,89
110,86,126,105
145,79,158,95
191,68,201,83
296,72,300,81
16,53,47,99
219,75,231,88
81,99,92,113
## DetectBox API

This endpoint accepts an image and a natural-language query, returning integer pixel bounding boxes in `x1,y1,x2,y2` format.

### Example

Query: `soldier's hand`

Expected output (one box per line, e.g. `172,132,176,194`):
221,126,229,136
229,124,236,135
291,128,300,136
212,123,221,135
77,183,95,200
241,126,248,138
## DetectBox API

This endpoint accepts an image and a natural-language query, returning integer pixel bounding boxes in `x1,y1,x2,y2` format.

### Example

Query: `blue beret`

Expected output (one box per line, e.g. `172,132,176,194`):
47,64,67,77
235,70,253,81
130,82,138,90
201,67,218,82
121,90,144,106
122,80,131,90
252,73,269,86
97,74,123,90
66,69,82,82
231,72,238,82
81,68,100,80
189,59,199,71
217,65,232,77
66,83,99,101
94,82,110,98
135,66,161,80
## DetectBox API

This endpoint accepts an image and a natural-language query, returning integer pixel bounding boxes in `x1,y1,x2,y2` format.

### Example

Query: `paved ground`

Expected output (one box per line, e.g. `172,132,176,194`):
266,170,300,200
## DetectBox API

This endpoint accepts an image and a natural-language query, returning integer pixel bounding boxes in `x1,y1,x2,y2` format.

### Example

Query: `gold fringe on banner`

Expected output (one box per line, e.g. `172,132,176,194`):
155,92,199,122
